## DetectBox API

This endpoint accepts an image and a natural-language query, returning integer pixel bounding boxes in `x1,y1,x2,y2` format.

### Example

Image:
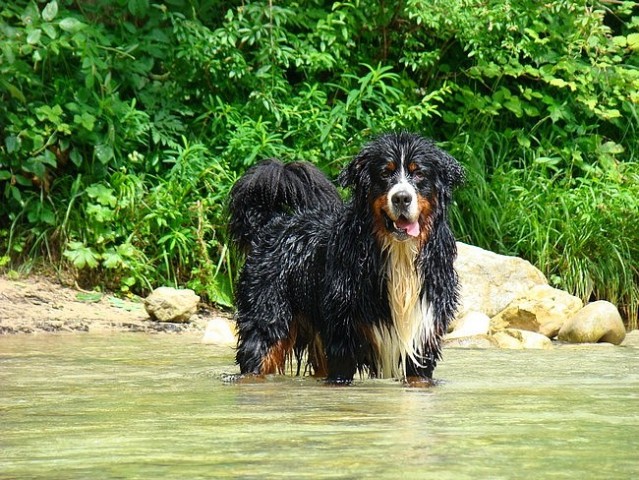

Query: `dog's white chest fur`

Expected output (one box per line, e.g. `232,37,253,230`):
371,239,434,378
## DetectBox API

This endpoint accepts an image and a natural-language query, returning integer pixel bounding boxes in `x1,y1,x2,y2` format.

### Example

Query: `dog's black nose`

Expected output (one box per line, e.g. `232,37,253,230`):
391,191,413,208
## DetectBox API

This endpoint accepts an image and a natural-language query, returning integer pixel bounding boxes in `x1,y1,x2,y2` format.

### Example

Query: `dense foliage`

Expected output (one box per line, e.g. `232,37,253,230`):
1,0,638,326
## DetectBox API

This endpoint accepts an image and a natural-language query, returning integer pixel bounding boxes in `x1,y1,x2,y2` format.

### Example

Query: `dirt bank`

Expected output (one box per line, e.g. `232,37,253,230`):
0,275,221,335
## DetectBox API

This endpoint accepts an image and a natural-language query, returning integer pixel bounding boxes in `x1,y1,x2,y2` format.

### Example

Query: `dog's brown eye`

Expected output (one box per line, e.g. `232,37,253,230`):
382,162,397,179
412,170,424,181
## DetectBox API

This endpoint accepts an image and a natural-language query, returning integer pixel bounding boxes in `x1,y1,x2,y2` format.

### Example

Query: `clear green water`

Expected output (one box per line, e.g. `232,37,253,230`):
1,333,638,479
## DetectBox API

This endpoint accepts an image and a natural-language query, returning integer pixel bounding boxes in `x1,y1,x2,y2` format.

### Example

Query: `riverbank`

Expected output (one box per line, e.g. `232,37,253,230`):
0,275,224,335
2,273,637,349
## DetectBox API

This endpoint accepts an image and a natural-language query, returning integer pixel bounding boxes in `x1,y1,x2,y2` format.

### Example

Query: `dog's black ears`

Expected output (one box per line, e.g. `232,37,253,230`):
437,149,465,189
338,147,370,190
338,148,373,208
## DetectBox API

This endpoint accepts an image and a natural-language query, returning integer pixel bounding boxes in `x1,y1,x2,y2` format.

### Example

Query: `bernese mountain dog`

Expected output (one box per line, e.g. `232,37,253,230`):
228,132,464,385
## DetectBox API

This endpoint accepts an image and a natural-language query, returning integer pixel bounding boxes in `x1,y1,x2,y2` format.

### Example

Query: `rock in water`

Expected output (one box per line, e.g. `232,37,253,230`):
202,317,237,345
493,328,553,349
443,334,498,349
557,301,626,345
144,287,200,323
447,311,491,338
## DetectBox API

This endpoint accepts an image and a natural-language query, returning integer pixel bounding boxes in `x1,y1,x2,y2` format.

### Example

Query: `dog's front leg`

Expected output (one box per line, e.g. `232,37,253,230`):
325,355,357,385
323,331,359,385
405,351,437,387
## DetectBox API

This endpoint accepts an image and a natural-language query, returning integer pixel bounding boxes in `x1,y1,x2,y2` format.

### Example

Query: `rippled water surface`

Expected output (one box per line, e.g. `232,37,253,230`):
1,333,638,479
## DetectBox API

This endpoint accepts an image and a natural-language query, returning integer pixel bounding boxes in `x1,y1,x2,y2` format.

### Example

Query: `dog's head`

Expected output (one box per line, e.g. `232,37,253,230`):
339,132,464,244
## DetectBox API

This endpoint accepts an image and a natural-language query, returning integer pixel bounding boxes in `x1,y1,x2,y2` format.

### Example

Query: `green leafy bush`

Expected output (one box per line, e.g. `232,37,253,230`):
1,0,637,326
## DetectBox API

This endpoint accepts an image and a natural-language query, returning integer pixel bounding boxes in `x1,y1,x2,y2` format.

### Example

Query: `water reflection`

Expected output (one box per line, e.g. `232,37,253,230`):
1,334,637,479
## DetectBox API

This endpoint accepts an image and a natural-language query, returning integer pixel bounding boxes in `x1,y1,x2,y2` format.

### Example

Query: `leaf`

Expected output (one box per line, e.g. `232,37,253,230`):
44,209,56,225
86,183,117,207
74,112,96,131
42,149,57,167
116,242,137,258
10,185,22,202
599,141,624,155
504,97,523,117
627,33,639,51
76,292,103,303
102,250,123,269
14,174,32,186
599,108,621,120
210,275,234,308
36,104,64,123
0,80,26,103
59,17,86,33
548,78,567,88
128,0,150,17
63,242,100,269
42,23,57,39
27,29,42,45
534,156,561,167
95,143,114,164
108,296,142,311
69,149,82,167
37,206,56,225
42,1,59,22
5,135,20,153
86,203,114,223
22,157,46,178
612,36,627,48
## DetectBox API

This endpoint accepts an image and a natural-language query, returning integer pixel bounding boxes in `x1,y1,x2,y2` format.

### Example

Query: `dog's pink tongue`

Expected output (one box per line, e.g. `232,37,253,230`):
395,219,420,237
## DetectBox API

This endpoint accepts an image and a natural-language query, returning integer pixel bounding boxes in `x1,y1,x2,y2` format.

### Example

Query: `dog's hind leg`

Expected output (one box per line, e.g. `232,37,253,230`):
235,296,296,376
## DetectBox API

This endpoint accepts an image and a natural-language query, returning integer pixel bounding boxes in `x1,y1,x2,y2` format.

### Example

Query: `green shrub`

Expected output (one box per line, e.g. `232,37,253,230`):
1,0,637,327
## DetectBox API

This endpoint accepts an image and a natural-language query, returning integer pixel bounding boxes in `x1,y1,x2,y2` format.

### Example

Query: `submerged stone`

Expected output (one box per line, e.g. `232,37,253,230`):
202,317,237,346
443,334,498,349
492,328,553,350
447,310,490,338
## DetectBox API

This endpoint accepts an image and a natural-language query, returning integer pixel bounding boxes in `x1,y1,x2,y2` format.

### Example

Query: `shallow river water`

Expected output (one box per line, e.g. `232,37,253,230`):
1,333,638,479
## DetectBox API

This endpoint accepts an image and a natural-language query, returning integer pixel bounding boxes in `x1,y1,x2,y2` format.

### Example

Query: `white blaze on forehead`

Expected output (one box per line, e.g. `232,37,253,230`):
387,166,419,221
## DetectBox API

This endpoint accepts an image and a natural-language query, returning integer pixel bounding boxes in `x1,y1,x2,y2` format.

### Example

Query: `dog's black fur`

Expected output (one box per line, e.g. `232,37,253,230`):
228,132,464,384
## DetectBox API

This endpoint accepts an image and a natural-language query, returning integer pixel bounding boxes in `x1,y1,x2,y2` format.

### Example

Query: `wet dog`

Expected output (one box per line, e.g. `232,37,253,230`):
228,132,464,384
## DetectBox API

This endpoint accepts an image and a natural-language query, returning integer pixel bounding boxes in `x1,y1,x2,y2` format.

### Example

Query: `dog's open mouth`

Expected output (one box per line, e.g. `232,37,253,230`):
384,213,420,239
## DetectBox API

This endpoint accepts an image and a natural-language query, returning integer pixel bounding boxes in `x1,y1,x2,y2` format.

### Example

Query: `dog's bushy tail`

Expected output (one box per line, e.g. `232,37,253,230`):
228,159,341,253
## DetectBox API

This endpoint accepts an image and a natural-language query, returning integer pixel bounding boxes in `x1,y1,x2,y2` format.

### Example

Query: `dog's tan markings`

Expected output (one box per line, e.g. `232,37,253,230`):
307,334,328,377
371,194,390,244
260,341,288,374
417,194,435,244
407,162,418,174
260,321,298,375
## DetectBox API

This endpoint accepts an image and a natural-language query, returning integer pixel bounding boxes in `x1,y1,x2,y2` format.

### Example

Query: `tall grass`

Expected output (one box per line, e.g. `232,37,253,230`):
451,135,639,329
